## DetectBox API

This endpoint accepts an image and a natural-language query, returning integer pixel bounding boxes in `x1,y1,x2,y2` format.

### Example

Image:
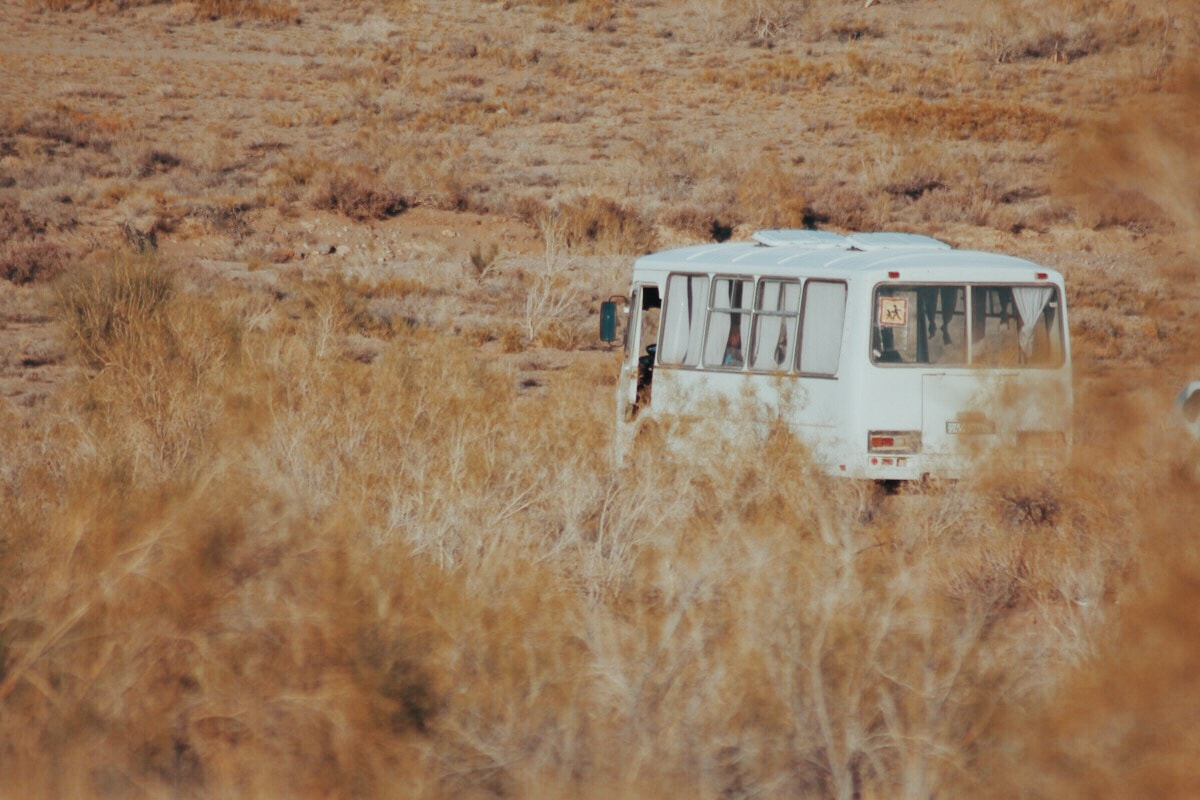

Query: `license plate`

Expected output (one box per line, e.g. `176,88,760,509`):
946,419,995,435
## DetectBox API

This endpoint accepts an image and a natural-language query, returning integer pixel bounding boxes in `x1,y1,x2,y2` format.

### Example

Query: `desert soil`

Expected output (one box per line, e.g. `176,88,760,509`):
1,0,1197,413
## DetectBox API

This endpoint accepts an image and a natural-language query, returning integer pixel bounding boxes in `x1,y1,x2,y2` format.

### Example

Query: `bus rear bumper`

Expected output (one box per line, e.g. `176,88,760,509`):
858,455,926,482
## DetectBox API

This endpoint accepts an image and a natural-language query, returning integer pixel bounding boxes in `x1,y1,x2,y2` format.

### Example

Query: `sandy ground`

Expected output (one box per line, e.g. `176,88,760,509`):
1,0,1198,416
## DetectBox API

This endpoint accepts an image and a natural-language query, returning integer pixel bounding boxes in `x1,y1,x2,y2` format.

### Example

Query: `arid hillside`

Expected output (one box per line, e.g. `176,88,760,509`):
1,0,1199,797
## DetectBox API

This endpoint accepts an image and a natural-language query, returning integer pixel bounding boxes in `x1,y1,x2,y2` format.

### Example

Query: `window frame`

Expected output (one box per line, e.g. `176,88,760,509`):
701,274,756,371
656,272,849,379
796,278,848,379
747,277,803,374
869,281,1066,369
658,272,712,367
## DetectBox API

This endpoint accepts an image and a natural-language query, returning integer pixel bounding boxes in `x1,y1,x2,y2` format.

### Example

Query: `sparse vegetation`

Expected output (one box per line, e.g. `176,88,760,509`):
2,0,1200,797
0,199,68,284
31,0,300,23
467,240,499,281
2,256,1192,797
554,194,658,255
310,167,410,222
859,99,1065,145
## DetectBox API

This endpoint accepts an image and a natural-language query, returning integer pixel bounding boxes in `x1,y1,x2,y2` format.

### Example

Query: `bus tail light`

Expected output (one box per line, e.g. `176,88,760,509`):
868,431,921,454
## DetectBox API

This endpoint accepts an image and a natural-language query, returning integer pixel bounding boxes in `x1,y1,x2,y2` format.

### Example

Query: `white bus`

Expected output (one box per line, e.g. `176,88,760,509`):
601,230,1072,481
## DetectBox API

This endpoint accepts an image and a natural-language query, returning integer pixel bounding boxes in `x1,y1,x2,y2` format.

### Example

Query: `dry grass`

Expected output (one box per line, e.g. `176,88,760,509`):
858,99,1065,145
969,0,1191,66
309,167,410,223
30,0,300,23
734,152,818,230
552,194,658,255
2,0,1200,796
0,199,68,285
701,55,841,93
0,246,1194,798
1059,61,1200,244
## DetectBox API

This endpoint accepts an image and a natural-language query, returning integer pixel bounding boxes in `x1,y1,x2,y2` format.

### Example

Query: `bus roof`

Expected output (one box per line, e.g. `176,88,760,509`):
632,231,1063,285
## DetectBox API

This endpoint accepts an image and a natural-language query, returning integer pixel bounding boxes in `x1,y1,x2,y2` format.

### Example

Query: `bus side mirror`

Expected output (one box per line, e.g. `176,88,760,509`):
600,296,626,343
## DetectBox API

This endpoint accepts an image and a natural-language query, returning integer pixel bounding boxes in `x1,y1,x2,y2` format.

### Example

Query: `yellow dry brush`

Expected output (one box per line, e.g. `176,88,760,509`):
2,252,1197,798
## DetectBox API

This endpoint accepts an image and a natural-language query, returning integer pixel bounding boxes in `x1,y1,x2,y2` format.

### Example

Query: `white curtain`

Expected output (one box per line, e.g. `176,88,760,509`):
686,276,711,364
704,312,733,366
751,280,800,371
752,285,782,371
779,281,801,363
660,274,691,364
799,281,847,375
1012,286,1053,360
660,275,709,366
704,278,751,368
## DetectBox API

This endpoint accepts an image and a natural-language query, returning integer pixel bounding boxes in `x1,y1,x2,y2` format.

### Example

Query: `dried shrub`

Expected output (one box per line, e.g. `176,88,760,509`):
54,253,177,370
499,0,619,30
978,458,1200,800
3,0,1199,795
701,55,839,93
734,153,819,230
31,0,299,23
135,148,183,178
0,198,68,284
0,240,69,285
804,179,877,232
189,198,258,241
976,7,1099,63
1067,275,1173,365
191,0,299,23
508,194,551,227
16,104,120,153
970,0,1194,67
467,241,500,282
554,194,657,254
828,16,880,43
571,0,618,31
1058,62,1200,244
970,0,1115,64
310,168,409,222
662,207,734,242
2,260,1185,798
858,99,1064,144
707,0,879,45
728,0,812,44
0,196,47,240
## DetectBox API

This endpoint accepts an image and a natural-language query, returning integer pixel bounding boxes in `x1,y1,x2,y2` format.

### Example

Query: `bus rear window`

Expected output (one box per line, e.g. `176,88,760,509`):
872,284,1063,367
873,285,966,365
969,286,1064,367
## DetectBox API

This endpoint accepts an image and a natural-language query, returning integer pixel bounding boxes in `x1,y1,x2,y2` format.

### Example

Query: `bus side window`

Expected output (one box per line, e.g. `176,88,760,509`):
751,279,800,372
799,280,847,376
636,287,661,403
659,274,709,366
638,286,661,354
703,278,753,369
